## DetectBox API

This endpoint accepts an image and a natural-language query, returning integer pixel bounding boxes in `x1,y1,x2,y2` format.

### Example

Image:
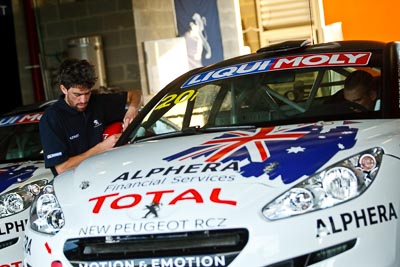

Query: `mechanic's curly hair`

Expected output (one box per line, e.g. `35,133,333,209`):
58,58,98,90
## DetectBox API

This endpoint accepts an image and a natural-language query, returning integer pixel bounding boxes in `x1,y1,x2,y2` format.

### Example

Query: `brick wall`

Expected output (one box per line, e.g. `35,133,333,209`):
14,0,244,104
35,0,139,99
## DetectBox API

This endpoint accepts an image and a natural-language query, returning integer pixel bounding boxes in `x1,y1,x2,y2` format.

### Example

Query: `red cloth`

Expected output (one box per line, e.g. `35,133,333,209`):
102,122,123,140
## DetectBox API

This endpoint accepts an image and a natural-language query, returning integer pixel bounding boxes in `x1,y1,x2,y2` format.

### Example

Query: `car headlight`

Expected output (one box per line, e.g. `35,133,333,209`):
30,183,65,235
0,179,48,219
263,147,383,220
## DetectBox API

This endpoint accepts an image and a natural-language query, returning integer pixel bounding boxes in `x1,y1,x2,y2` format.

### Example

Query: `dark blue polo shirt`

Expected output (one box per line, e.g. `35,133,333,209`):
39,92,127,175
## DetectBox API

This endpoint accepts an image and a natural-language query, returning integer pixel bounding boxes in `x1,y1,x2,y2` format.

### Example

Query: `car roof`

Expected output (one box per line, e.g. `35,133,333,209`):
1,99,56,117
205,40,387,70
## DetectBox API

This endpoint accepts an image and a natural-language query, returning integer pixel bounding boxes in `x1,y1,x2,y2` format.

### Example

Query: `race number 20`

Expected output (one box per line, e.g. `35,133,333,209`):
155,90,199,110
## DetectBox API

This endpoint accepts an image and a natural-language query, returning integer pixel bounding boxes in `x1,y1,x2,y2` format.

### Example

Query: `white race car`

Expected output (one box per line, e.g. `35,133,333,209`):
24,40,400,267
0,101,54,267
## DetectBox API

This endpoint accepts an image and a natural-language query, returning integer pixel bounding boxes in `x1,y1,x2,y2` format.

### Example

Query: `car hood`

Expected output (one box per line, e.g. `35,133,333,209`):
0,160,51,193
54,119,400,236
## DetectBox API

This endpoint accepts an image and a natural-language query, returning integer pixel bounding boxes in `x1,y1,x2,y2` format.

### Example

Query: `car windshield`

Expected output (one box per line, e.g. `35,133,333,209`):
128,51,382,143
0,113,43,162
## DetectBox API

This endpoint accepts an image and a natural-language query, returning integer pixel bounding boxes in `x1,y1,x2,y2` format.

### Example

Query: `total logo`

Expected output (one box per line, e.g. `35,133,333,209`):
0,261,23,267
89,187,236,214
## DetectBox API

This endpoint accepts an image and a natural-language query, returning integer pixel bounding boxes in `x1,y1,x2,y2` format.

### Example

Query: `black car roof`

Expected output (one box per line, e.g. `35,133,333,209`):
1,99,56,117
204,40,387,70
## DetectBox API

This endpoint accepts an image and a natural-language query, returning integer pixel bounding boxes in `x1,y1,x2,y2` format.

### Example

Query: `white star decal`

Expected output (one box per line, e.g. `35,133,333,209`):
287,146,305,153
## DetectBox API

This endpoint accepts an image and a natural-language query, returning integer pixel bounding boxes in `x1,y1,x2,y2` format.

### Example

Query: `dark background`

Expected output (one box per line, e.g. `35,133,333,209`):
0,0,22,113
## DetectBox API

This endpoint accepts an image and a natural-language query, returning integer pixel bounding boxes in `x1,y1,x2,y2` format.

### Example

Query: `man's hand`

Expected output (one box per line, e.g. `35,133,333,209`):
100,133,121,149
55,133,121,175
123,89,142,131
123,106,138,130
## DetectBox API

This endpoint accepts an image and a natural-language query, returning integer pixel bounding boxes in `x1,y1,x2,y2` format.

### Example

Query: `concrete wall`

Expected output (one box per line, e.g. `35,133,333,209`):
14,0,244,105
37,0,140,99
218,0,244,59
13,0,140,103
133,0,244,103
132,0,177,103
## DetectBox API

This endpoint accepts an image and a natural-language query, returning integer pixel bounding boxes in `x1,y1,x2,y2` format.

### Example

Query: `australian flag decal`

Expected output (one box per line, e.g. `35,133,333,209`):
163,122,358,184
0,164,38,192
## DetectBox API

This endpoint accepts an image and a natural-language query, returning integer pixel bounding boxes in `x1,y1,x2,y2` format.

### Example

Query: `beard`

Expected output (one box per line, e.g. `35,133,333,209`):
65,95,88,112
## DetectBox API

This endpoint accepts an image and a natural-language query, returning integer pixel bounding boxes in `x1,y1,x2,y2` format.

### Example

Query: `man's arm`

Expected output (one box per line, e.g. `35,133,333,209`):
54,133,121,175
123,89,143,130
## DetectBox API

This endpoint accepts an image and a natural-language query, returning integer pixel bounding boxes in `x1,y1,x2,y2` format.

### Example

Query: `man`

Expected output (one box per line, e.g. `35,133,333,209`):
39,58,142,176
343,70,377,111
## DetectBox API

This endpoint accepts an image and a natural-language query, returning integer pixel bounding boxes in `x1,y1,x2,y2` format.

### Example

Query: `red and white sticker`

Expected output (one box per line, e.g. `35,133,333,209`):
0,112,43,126
182,52,372,88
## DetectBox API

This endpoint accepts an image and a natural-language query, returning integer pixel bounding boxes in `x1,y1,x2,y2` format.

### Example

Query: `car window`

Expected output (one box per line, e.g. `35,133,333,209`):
0,114,43,162
137,85,222,136
129,52,382,142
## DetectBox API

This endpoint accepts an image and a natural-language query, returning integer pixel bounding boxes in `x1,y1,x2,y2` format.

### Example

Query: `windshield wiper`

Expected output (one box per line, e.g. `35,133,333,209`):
135,125,256,143
199,125,256,132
